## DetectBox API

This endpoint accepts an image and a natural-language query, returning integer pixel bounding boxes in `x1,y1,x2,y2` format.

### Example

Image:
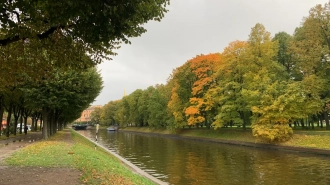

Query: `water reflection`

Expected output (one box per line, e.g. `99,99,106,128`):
77,129,330,185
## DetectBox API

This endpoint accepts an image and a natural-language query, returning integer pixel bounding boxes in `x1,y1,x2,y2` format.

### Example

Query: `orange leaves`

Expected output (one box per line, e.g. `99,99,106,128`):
168,53,224,127
187,116,205,126
171,53,223,126
188,53,222,97
185,97,208,125
185,106,199,115
188,54,222,124
191,77,213,95
185,105,206,125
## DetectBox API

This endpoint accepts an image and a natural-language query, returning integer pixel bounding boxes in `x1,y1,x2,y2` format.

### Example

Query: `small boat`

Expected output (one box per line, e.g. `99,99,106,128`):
107,126,118,131
72,124,87,130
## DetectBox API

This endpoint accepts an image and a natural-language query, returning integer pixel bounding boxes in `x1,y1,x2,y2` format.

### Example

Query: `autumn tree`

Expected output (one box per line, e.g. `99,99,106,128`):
168,63,196,129
210,40,250,129
184,53,222,128
241,23,293,142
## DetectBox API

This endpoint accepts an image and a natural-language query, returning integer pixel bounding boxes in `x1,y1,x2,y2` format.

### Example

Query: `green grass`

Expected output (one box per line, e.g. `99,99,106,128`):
5,130,156,185
6,140,74,167
123,127,256,142
178,128,257,142
0,134,21,140
122,126,176,135
122,127,330,150
281,134,330,150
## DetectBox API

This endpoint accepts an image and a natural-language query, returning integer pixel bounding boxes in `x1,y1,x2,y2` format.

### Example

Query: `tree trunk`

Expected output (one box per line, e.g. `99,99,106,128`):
238,111,246,130
0,96,4,136
0,103,4,136
31,117,35,131
53,111,58,135
58,118,64,131
23,116,28,131
22,108,31,132
19,115,23,134
40,114,43,131
35,112,42,131
49,111,54,136
5,103,13,137
12,105,21,135
324,111,330,130
42,108,50,139
39,119,42,132
54,110,61,132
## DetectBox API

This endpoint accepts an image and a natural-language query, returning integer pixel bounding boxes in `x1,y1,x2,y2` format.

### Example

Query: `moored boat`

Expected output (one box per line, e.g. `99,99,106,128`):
72,124,88,130
107,126,118,131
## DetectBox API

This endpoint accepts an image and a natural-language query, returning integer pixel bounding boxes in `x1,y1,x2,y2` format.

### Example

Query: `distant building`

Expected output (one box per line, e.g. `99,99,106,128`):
75,105,102,123
1,118,6,130
1,118,33,130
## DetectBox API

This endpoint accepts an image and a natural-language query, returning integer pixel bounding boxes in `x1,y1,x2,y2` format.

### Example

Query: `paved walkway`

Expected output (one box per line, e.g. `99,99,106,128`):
0,132,43,163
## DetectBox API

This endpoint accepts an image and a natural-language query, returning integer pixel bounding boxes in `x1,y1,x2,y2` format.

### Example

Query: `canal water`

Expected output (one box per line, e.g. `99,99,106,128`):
77,129,330,185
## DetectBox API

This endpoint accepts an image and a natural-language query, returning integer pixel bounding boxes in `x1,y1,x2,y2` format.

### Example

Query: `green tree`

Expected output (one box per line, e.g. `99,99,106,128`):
147,84,172,128
22,67,103,139
91,107,102,125
115,98,130,127
168,63,196,129
290,2,330,130
242,23,293,142
101,101,120,126
137,88,151,127
0,0,170,63
211,40,250,129
127,89,144,126
272,32,293,74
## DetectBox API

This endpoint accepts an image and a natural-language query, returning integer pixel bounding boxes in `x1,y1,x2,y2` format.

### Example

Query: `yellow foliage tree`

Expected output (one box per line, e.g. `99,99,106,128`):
184,53,223,127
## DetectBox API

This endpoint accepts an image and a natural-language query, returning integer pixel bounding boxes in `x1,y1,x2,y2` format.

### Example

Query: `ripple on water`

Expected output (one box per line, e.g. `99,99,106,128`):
81,129,330,185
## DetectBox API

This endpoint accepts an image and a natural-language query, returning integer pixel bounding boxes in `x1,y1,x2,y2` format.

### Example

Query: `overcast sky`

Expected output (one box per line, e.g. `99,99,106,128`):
93,0,329,106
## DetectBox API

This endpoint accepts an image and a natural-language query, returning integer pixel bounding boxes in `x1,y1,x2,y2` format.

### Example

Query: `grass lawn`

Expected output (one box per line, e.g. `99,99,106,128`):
5,130,156,185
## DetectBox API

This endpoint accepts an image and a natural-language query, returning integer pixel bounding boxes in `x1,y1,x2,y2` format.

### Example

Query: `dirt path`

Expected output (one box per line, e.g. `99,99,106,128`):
0,130,84,185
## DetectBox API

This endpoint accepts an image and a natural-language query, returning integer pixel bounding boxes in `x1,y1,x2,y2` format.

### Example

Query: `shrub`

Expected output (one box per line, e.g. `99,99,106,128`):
252,124,293,143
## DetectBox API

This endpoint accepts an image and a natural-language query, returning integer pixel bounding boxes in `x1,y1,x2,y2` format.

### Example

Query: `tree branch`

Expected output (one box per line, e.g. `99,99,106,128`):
0,25,67,46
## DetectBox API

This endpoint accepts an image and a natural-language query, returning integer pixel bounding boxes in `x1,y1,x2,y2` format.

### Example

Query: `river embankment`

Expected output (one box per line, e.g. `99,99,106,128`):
120,127,330,156
1,129,163,185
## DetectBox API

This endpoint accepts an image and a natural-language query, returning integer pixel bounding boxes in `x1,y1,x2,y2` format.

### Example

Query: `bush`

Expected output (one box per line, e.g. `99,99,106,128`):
252,124,293,143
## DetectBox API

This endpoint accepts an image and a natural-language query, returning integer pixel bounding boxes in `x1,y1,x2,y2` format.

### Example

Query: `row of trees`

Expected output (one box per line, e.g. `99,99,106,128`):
0,0,170,138
92,2,330,143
